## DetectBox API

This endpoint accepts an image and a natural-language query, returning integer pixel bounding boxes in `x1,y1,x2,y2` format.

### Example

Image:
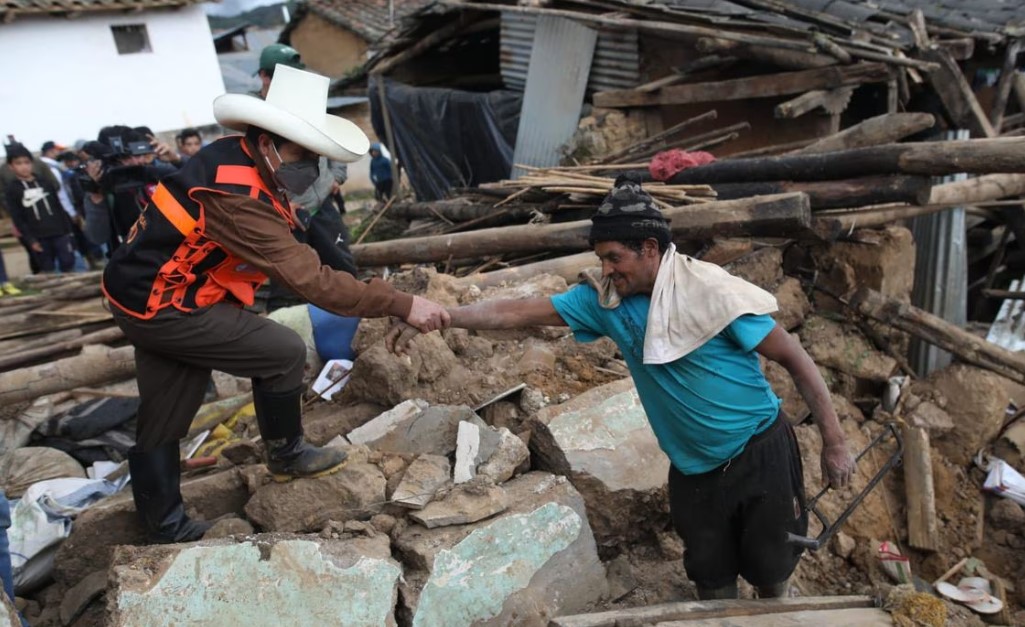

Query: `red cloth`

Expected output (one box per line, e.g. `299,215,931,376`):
648,150,716,181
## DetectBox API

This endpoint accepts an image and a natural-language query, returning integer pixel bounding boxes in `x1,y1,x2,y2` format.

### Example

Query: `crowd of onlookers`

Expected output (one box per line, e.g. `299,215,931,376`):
0,127,205,294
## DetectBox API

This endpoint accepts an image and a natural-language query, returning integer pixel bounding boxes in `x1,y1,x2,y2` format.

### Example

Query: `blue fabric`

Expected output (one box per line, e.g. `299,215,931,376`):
370,155,392,183
0,491,14,605
551,284,781,474
308,305,359,361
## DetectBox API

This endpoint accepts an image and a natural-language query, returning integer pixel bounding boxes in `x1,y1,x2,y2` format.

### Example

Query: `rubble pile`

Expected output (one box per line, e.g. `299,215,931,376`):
3,224,1025,626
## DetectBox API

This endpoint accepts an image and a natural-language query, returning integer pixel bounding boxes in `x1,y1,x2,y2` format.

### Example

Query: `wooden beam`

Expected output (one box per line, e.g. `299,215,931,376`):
920,47,997,138
0,344,136,406
927,173,1025,205
695,37,835,70
593,63,890,108
775,87,853,119
937,38,974,60
352,193,811,266
904,426,940,551
1013,72,1025,117
713,175,932,209
992,40,1024,130
648,137,1025,185
851,288,1025,385
550,596,876,627
795,112,935,154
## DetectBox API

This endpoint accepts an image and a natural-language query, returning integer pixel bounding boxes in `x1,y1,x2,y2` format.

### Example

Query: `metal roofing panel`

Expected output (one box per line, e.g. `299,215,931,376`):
511,15,597,173
501,12,639,94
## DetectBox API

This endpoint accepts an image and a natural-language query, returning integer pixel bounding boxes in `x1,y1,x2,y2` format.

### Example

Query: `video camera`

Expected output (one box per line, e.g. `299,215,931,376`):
75,134,157,195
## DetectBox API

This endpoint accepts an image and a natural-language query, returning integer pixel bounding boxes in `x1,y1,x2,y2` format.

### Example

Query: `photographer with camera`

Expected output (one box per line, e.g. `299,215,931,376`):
80,126,167,254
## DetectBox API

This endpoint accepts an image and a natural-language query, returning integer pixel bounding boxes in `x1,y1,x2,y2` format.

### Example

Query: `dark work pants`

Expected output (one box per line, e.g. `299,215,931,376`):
113,304,307,451
35,233,76,273
667,416,808,590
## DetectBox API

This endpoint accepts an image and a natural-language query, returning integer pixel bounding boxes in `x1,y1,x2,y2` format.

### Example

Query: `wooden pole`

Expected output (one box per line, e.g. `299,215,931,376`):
989,39,1022,130
694,37,835,70
851,288,1025,384
920,47,997,138
794,112,936,155
904,426,939,551
927,173,1025,206
643,137,1025,185
374,77,401,193
0,344,136,406
713,175,931,209
0,325,124,371
352,193,811,266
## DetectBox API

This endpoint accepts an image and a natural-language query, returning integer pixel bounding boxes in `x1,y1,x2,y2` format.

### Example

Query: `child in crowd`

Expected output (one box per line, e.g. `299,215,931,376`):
4,142,75,273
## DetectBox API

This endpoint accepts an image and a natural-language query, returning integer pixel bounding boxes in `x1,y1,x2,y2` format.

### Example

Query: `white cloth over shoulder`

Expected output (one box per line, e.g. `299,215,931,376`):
582,243,778,364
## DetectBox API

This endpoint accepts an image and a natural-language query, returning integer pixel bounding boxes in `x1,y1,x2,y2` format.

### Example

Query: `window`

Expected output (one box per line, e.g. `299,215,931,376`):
111,24,152,55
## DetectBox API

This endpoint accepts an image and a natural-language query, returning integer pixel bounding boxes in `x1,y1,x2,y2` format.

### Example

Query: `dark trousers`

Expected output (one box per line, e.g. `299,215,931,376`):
667,417,808,590
113,304,307,451
34,233,76,273
0,250,8,284
374,179,393,201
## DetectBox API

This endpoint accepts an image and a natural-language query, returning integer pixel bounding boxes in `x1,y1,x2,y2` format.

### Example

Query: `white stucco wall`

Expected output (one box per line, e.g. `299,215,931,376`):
0,4,225,149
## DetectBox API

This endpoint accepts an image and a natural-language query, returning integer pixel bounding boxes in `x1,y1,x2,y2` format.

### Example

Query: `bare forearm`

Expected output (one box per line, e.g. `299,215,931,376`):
448,298,565,330
788,353,845,447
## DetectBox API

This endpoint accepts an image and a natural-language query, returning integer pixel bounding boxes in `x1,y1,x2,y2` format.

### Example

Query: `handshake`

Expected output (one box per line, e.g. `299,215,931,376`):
390,295,447,356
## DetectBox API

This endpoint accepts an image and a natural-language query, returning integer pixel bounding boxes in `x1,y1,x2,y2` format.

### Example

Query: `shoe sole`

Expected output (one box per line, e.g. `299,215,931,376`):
270,458,347,483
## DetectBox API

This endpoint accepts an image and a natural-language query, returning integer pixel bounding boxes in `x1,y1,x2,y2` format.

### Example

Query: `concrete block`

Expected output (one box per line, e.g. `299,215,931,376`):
392,455,450,510
108,535,401,626
410,479,508,529
395,472,607,626
245,462,386,532
346,399,430,446
530,378,670,546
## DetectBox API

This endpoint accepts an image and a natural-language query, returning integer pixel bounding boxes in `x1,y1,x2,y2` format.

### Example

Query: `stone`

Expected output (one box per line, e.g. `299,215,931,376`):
656,530,684,561
907,401,955,434
370,514,397,535
799,316,897,382
414,332,459,384
53,468,249,587
59,569,107,626
606,554,638,601
220,440,261,465
410,479,509,529
344,343,423,406
302,402,387,447
108,535,401,626
244,462,386,533
925,364,1010,466
395,472,607,626
203,516,255,539
725,247,783,290
478,427,530,484
989,498,1025,530
530,378,670,546
392,455,451,509
348,402,486,457
518,343,556,375
773,276,812,331
519,387,547,416
454,421,481,484
811,226,915,303
834,531,856,560
0,447,85,498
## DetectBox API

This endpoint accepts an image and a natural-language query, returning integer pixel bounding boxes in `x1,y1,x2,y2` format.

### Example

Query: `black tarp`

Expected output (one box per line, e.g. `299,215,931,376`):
369,76,521,201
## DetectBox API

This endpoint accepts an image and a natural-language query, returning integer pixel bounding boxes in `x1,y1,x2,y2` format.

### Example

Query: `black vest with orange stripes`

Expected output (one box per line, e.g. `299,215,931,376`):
102,136,294,319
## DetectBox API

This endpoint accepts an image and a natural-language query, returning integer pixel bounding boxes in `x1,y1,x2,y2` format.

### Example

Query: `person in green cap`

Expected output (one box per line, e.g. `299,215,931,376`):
257,43,305,99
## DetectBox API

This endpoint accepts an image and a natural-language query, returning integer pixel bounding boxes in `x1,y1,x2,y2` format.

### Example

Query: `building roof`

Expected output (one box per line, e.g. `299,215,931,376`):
301,0,433,43
1,0,204,19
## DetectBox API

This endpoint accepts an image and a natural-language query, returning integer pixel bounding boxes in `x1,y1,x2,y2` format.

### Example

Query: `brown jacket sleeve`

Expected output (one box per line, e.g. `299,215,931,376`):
197,190,413,319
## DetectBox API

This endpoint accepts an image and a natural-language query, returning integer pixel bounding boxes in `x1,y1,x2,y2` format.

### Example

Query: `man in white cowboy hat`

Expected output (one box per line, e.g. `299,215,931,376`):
101,66,451,544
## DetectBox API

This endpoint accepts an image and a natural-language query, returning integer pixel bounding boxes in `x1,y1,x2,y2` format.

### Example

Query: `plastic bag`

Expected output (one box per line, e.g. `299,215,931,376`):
877,540,913,584
982,458,1025,506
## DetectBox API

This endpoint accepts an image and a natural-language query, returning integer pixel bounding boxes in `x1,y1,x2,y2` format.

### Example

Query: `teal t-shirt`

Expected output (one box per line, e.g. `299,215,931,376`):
550,283,781,475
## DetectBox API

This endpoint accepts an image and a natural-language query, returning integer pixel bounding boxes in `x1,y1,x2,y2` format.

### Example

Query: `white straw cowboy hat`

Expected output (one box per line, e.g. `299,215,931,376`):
213,65,369,163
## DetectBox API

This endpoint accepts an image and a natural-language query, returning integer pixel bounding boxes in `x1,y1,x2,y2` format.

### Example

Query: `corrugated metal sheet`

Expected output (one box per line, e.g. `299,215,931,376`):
985,274,1025,352
909,129,970,376
511,16,598,174
500,12,639,93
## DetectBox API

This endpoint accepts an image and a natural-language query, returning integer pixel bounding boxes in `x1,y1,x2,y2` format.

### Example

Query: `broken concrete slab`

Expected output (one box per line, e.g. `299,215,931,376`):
478,427,530,484
244,462,386,533
395,472,607,626
392,455,450,509
108,535,402,626
347,402,487,457
53,467,249,587
59,569,107,626
454,421,480,484
410,479,509,529
799,316,897,382
530,377,670,545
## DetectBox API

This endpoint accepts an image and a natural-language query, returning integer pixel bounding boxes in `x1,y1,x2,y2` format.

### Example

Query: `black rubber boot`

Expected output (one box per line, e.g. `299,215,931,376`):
253,384,347,482
128,442,212,544
697,582,739,600
756,580,790,598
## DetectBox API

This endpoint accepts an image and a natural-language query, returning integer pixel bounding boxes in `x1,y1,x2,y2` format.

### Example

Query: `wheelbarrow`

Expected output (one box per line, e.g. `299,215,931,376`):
786,421,904,551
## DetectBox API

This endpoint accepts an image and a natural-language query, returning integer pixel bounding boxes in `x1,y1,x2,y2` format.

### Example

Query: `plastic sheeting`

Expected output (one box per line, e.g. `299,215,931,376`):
369,76,522,201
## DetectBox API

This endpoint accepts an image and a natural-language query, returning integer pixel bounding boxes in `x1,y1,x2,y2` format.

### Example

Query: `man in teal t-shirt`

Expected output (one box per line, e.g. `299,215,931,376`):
387,176,856,600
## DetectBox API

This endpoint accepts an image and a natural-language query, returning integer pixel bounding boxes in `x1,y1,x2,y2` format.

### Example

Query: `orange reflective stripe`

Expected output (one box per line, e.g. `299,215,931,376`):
215,165,268,191
152,184,197,236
